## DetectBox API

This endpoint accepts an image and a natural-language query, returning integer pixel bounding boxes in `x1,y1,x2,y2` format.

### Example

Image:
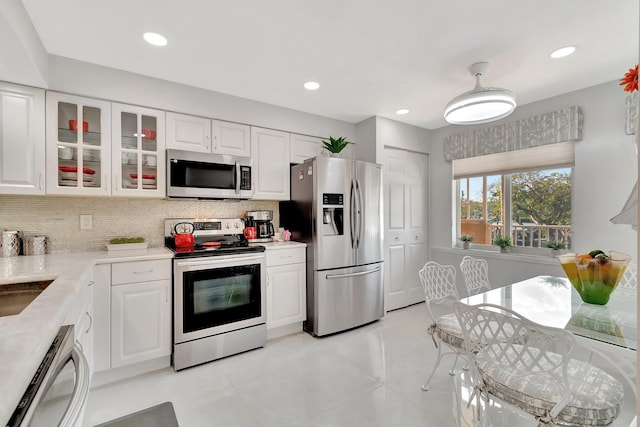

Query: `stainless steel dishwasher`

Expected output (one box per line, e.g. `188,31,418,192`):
7,325,90,427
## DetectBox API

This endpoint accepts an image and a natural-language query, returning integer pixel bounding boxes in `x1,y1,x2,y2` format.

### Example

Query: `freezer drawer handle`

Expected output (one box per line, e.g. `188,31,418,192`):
325,267,382,280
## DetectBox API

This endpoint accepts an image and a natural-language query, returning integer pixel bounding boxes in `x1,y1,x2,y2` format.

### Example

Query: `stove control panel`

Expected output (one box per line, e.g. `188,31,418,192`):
164,218,245,237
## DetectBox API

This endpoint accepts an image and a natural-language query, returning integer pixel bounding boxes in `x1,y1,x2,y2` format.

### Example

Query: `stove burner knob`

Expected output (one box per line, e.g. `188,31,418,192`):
234,223,239,228
225,223,230,229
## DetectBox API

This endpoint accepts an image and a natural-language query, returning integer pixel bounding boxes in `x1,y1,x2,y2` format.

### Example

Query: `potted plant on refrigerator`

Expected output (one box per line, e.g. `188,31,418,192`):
322,136,351,157
493,236,514,253
460,234,474,249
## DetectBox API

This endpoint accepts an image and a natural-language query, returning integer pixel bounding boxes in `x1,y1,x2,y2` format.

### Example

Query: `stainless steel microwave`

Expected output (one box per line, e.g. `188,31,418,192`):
166,149,253,199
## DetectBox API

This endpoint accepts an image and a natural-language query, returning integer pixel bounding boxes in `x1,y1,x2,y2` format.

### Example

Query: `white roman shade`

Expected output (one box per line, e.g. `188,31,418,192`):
453,140,575,178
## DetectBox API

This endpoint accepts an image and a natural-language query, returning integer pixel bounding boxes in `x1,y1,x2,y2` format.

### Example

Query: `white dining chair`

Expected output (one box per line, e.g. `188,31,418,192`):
619,263,637,289
453,302,625,426
459,256,491,296
418,261,464,391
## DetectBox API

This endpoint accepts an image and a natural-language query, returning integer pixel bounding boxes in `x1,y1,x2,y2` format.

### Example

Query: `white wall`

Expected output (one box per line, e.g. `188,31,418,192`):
47,56,356,143
429,80,637,284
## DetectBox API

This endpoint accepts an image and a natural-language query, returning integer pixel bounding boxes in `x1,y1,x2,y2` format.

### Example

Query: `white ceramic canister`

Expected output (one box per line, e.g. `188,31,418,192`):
23,235,47,256
1,230,21,257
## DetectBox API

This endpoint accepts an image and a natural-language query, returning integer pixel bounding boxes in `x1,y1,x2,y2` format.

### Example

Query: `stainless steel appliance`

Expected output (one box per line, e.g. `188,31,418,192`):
8,325,90,427
166,149,252,200
165,218,266,370
245,210,275,242
280,157,384,336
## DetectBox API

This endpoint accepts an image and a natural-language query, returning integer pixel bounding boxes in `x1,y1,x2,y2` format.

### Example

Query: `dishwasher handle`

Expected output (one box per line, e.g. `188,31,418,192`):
325,266,382,280
59,344,91,427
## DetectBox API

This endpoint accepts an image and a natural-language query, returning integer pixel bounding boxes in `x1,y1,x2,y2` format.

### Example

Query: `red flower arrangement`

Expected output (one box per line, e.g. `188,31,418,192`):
620,64,638,93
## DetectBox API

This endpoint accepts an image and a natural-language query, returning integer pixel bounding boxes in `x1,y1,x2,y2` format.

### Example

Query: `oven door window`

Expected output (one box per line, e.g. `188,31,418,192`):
183,264,261,333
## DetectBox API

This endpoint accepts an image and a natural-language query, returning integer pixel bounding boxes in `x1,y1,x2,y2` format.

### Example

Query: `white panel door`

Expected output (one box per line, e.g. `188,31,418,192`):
111,280,171,368
251,127,290,200
165,112,211,153
0,83,45,195
212,120,250,157
266,263,306,329
383,147,428,311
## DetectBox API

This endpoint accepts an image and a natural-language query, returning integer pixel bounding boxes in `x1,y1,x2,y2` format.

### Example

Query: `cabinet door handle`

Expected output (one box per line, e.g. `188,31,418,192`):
133,269,154,275
88,280,95,287
38,174,43,190
85,312,93,333
213,135,217,150
104,174,108,192
75,339,83,352
266,273,269,287
205,135,210,151
165,285,168,303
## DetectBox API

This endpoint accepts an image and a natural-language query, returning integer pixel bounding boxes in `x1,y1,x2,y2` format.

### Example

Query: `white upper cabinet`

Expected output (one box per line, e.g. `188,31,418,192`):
46,92,112,196
0,82,45,195
166,113,251,157
251,127,290,200
290,134,323,164
111,103,165,198
212,120,251,157
165,112,211,153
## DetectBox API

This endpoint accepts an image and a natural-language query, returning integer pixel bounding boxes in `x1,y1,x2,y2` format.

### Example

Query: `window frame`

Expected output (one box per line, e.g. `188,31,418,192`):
455,167,574,255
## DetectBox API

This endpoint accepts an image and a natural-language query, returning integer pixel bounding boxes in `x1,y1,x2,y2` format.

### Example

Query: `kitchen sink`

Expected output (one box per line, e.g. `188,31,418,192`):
0,280,54,317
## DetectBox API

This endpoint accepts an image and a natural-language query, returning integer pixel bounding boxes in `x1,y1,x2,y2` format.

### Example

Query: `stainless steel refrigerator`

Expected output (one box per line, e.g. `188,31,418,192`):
280,156,384,336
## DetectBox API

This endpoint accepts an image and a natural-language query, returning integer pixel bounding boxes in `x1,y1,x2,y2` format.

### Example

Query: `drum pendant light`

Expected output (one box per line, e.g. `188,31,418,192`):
444,62,516,125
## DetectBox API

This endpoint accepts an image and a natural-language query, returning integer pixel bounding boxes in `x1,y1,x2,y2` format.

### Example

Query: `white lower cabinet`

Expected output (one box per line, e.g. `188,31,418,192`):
64,270,95,374
111,279,171,368
265,246,306,331
92,258,171,375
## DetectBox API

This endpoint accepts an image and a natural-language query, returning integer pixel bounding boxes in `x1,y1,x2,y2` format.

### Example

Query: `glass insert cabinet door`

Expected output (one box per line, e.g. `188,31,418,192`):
46,93,112,195
111,103,165,197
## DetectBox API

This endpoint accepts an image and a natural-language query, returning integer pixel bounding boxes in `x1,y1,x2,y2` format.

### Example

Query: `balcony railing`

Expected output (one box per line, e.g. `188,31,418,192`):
490,224,571,248
461,219,571,248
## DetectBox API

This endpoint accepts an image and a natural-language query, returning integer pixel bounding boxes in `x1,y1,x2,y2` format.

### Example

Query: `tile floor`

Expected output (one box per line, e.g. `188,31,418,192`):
82,303,637,427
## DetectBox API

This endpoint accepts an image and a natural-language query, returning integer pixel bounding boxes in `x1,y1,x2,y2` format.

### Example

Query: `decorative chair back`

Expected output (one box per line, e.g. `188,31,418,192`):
459,256,491,296
418,261,458,321
453,302,575,421
619,263,637,289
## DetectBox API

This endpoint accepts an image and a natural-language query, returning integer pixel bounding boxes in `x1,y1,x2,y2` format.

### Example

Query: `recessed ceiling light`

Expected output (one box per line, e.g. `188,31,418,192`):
396,109,409,115
550,45,577,59
304,81,320,90
143,32,168,46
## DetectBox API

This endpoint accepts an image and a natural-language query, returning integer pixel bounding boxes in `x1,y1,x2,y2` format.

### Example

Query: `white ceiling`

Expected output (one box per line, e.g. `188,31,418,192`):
18,0,640,130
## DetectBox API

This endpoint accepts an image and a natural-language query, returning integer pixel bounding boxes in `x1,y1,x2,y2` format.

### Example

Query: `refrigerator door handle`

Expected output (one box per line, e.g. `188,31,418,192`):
350,180,356,248
325,266,382,280
355,179,363,248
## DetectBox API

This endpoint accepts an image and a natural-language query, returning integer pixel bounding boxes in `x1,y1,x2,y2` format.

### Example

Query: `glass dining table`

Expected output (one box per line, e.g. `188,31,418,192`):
460,275,637,351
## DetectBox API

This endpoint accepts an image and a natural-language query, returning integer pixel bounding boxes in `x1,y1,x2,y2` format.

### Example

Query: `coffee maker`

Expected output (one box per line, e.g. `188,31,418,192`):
245,210,275,242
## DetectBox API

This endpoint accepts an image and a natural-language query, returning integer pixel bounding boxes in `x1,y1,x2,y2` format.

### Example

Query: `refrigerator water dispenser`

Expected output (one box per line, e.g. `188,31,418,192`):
322,208,343,236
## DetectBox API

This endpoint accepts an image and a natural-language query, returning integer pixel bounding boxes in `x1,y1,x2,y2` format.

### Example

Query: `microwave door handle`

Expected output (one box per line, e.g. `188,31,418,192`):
235,161,241,195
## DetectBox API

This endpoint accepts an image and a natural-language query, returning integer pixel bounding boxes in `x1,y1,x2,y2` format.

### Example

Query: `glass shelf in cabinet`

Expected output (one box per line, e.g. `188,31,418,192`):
58,129,102,146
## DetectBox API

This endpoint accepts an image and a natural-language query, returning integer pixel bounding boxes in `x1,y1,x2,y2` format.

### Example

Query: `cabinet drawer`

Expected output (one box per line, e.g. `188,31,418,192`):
266,248,305,267
112,259,171,285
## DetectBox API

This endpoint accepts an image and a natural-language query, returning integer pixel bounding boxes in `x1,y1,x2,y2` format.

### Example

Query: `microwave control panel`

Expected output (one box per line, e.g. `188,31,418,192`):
240,166,252,190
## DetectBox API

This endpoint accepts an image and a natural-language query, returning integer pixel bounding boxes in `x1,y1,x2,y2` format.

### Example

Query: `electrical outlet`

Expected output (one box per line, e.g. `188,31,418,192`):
80,214,92,230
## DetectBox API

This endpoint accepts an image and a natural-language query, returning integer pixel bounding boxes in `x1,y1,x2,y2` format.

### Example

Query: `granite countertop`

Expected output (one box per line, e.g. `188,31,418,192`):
0,248,173,425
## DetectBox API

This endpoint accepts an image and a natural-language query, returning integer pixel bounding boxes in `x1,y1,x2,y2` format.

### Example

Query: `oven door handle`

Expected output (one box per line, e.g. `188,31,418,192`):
59,344,90,427
176,254,265,267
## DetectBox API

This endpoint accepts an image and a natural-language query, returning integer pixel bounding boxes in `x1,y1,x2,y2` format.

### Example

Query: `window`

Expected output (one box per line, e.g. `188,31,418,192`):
456,167,573,251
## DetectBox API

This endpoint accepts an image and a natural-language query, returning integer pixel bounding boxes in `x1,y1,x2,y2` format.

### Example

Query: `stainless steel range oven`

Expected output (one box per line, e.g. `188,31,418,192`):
165,218,266,371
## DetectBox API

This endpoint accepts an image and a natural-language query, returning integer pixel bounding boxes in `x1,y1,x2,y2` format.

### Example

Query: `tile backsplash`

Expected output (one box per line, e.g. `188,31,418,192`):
0,196,279,253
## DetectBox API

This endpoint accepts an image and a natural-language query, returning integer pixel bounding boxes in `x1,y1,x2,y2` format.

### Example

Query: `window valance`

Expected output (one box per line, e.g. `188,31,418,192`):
443,106,583,161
